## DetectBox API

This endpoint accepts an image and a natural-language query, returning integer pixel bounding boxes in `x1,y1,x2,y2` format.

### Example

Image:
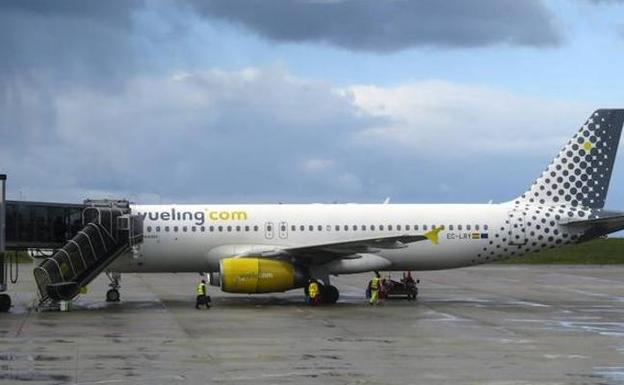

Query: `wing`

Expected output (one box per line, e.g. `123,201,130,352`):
249,228,442,265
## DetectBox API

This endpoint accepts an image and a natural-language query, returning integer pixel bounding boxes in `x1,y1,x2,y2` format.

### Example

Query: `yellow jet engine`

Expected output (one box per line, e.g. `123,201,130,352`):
209,257,307,293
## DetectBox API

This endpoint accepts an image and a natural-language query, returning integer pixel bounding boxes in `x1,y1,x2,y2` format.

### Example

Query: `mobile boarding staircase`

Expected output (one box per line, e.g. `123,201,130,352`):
33,200,143,310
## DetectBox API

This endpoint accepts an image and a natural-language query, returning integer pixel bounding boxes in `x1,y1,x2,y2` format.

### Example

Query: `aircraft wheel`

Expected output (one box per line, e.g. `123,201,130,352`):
324,285,339,304
0,294,11,312
106,289,120,303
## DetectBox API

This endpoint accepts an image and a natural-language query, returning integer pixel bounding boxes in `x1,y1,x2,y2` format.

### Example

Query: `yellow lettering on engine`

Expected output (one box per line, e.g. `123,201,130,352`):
221,258,295,293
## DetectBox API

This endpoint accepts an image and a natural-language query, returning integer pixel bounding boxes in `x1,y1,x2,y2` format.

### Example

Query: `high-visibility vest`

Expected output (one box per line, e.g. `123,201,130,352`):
196,282,206,295
370,277,380,290
308,282,319,298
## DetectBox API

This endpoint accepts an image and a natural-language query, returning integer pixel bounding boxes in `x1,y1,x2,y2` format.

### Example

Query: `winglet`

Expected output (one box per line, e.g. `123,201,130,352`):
424,227,443,245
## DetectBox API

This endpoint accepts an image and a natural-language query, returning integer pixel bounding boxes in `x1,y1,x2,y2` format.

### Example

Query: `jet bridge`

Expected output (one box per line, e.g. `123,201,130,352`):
0,175,8,311
33,200,143,307
0,177,144,311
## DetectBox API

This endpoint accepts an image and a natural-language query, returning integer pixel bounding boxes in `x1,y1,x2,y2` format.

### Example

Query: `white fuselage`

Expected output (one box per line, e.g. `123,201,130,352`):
109,202,588,274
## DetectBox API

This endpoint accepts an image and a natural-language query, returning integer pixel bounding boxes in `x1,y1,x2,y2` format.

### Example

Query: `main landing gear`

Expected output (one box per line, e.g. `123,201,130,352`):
322,285,339,304
304,276,340,304
106,272,121,302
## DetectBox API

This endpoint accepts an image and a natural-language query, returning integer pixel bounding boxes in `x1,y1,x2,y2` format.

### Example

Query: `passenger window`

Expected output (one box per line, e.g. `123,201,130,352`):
344,225,349,231
361,225,366,231
236,226,241,232
156,226,161,232
209,226,214,232
309,225,314,231
439,225,445,230
266,225,272,232
282,225,287,232
147,226,152,233
335,225,340,231
484,224,489,230
414,225,419,231
201,226,205,232
245,226,250,232
174,226,179,232
191,226,196,232
406,225,410,231
300,225,305,231
352,225,357,231
326,225,331,231
379,225,384,231
388,225,393,231
318,225,322,231
371,225,376,231
423,225,427,231
183,226,188,232
466,225,471,231
227,226,232,232
218,226,223,232
165,226,170,232
449,225,454,231
253,225,259,232
291,225,296,231
397,225,402,231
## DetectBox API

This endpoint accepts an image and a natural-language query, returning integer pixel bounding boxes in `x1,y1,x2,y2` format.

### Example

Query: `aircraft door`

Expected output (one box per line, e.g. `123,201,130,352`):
508,209,527,245
265,222,274,239
278,222,288,239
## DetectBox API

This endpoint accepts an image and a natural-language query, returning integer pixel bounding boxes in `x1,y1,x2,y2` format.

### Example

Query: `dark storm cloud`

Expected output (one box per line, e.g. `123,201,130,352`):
0,0,143,89
0,0,147,160
0,68,387,203
184,0,562,52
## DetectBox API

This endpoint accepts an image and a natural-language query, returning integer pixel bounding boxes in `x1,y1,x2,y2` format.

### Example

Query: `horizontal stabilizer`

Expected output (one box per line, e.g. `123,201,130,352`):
561,212,624,236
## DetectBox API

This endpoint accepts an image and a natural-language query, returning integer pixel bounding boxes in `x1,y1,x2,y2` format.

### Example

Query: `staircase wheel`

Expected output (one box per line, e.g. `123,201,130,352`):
0,294,11,312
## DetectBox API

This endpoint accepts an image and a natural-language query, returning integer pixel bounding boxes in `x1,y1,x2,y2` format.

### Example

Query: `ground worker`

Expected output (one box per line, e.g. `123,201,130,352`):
195,279,210,309
369,271,381,305
308,279,321,306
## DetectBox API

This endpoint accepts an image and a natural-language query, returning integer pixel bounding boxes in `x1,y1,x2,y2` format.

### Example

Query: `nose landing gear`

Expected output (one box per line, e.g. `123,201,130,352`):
106,272,121,302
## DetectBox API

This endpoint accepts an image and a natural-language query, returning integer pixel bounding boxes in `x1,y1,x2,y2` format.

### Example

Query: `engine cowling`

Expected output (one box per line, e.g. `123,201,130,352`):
210,258,307,293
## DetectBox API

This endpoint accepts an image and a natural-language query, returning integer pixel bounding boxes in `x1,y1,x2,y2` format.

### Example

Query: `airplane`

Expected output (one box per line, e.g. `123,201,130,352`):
105,109,624,303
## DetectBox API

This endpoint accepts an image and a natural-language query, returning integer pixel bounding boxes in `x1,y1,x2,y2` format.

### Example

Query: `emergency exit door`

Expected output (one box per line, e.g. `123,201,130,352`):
278,222,288,239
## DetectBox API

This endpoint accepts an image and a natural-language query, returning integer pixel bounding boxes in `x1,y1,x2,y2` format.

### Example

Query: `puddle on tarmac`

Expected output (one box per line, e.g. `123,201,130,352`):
0,372,72,382
594,366,624,384
0,353,72,362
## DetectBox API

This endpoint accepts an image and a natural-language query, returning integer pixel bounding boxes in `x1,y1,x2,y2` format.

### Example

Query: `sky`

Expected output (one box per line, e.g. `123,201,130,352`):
1,0,624,208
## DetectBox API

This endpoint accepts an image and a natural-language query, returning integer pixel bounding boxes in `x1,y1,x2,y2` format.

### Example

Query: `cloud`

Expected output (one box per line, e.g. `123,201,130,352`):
0,1,144,91
301,158,336,174
348,80,591,157
184,0,562,52
1,65,597,204
586,0,624,3
0,67,380,203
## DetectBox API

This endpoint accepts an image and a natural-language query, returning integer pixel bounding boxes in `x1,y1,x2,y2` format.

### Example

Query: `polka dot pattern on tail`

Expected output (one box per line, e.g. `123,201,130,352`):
517,109,624,209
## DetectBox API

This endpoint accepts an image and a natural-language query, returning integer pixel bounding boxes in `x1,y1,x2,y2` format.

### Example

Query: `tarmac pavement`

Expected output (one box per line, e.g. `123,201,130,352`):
1,265,624,384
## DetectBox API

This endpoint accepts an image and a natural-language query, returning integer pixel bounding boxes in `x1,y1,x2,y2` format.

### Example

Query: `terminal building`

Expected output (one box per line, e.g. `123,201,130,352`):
0,175,143,312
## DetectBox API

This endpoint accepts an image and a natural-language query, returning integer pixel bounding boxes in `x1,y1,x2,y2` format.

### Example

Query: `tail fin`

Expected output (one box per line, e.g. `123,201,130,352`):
518,109,624,208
